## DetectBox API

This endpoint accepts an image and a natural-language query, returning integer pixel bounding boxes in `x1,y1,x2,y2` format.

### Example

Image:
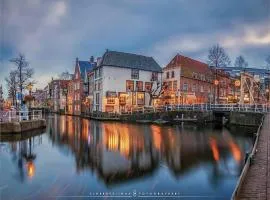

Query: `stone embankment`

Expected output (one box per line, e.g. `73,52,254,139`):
0,119,46,133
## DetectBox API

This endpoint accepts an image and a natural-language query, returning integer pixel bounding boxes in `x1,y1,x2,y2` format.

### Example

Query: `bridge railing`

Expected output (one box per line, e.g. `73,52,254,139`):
157,104,270,113
0,110,43,122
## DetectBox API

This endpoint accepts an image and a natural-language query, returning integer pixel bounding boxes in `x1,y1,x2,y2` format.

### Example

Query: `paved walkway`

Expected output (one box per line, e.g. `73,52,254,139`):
237,114,270,200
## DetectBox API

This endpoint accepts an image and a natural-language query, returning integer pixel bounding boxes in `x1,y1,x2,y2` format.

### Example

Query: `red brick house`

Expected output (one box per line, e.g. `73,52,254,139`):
68,58,95,115
163,54,213,104
210,67,233,104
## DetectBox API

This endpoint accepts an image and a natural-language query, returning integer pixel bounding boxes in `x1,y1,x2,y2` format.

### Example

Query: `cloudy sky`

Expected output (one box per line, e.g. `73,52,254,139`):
1,0,270,95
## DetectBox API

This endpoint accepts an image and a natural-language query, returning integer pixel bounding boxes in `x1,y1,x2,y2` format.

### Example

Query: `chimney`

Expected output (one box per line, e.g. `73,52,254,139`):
90,56,94,63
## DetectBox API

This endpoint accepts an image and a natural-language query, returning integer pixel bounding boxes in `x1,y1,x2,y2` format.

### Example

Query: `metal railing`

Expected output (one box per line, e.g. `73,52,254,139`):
0,110,43,122
160,104,270,113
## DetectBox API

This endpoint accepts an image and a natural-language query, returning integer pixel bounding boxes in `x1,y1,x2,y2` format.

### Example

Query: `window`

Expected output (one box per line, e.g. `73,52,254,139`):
145,82,152,92
98,81,102,90
94,70,98,79
131,69,139,79
105,105,114,113
99,68,102,77
95,82,98,91
136,81,143,91
183,83,188,91
151,72,158,81
126,80,134,92
192,84,196,92
137,92,145,105
171,71,175,78
96,93,100,104
166,72,170,79
132,92,136,105
168,81,173,91
119,93,126,105
173,81,177,91
107,97,115,104
200,85,204,92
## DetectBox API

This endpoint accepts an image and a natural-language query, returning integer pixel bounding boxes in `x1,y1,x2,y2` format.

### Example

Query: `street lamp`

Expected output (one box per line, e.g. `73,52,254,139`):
214,79,219,104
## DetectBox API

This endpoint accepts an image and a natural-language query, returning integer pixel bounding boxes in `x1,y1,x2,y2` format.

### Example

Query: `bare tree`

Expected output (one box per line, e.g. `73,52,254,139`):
208,44,231,68
10,54,34,96
58,70,72,80
5,70,18,106
146,81,167,106
234,55,248,69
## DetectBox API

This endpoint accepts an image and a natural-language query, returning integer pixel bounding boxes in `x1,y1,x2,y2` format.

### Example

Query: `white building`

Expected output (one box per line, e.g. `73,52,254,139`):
93,50,163,113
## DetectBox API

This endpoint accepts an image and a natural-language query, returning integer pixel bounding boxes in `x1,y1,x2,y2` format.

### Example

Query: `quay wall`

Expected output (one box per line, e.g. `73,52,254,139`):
229,112,264,126
0,119,46,134
119,110,213,123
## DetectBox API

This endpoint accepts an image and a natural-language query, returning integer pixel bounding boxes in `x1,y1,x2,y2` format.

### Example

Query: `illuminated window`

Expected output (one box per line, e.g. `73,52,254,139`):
132,92,136,105
126,80,134,92
131,69,139,79
136,81,143,91
173,81,177,91
105,105,114,112
107,98,115,104
137,92,145,105
168,81,173,91
119,94,126,105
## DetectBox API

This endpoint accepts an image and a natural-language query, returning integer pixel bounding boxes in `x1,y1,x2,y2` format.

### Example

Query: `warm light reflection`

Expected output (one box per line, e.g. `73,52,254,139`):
27,161,35,178
67,116,74,136
60,116,66,134
151,125,162,150
228,140,242,162
82,119,89,141
209,138,220,161
103,124,144,158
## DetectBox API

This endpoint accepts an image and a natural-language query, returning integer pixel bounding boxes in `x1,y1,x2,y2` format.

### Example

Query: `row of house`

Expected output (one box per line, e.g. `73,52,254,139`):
45,50,266,115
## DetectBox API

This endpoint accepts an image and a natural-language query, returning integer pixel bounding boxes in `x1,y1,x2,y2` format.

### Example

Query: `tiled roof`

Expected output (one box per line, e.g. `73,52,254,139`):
165,54,210,74
98,50,162,72
78,61,96,79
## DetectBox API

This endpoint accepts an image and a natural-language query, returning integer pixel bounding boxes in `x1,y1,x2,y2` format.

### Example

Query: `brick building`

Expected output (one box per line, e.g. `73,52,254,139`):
162,54,213,104
210,67,233,104
68,57,96,115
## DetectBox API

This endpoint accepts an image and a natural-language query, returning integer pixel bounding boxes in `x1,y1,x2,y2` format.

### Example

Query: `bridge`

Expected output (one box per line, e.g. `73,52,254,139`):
162,104,270,113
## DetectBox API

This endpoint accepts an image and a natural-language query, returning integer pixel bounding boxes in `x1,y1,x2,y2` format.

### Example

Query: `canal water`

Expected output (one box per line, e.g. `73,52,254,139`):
0,114,256,199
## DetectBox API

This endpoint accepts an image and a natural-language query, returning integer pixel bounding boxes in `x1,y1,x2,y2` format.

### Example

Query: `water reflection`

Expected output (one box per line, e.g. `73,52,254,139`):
47,115,253,186
0,114,255,199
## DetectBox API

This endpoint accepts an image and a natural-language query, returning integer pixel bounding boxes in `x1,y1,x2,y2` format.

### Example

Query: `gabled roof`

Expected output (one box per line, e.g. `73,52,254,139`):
98,50,162,72
165,54,210,74
78,61,96,79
